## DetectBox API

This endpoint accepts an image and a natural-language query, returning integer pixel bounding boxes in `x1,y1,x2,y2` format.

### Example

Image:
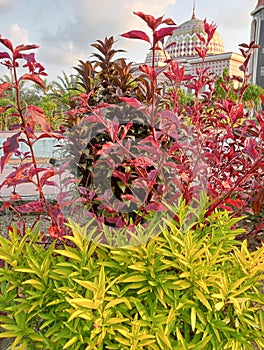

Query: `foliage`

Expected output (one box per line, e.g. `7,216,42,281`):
0,11,263,240
0,37,66,237
63,13,264,238
0,200,263,349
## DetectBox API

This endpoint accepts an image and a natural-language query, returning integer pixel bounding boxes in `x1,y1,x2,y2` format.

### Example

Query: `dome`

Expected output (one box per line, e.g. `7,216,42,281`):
165,16,225,59
145,48,170,66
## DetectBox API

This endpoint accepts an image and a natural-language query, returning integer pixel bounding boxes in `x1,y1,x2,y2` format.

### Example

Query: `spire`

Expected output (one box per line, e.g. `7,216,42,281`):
192,0,196,19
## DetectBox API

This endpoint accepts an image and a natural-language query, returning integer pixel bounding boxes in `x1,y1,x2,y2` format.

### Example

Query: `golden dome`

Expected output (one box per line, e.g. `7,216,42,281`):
165,16,225,59
145,48,170,66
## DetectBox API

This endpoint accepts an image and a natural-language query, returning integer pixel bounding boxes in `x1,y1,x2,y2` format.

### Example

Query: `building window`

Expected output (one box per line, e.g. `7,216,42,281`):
261,66,264,76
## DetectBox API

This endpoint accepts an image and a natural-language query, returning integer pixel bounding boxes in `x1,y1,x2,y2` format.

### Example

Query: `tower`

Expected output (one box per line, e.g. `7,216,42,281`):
250,0,264,87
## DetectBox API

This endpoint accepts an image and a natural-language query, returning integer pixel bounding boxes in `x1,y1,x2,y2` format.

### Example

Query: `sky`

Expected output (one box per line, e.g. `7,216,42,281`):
0,0,258,83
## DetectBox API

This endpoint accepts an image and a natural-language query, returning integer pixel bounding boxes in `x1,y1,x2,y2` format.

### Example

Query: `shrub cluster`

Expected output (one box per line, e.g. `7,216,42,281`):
0,200,263,349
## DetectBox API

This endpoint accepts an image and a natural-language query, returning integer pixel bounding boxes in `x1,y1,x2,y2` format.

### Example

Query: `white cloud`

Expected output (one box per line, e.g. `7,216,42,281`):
8,24,29,45
0,0,13,10
36,0,178,78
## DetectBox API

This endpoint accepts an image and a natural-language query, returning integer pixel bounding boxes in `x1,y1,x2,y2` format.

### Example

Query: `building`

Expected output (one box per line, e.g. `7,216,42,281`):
250,0,264,87
132,4,245,88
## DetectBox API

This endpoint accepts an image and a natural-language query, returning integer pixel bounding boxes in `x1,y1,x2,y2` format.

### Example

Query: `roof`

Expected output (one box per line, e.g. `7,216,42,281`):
165,16,225,59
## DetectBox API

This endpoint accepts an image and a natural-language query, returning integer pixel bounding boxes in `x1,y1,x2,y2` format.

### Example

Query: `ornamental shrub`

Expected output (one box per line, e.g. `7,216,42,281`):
0,11,263,240
0,199,263,349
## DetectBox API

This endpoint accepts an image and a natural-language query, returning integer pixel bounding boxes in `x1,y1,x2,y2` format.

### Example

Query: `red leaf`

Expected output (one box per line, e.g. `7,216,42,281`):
14,44,39,52
16,201,43,214
196,33,206,44
25,105,51,133
1,163,32,187
119,97,142,109
133,11,157,30
0,132,21,172
0,51,11,59
244,138,259,161
162,18,176,26
40,169,55,187
230,104,244,123
145,202,166,212
224,198,244,208
154,27,177,45
139,64,157,81
0,82,11,98
253,187,264,214
0,37,13,51
19,74,45,89
48,226,60,238
120,30,151,43
10,192,22,201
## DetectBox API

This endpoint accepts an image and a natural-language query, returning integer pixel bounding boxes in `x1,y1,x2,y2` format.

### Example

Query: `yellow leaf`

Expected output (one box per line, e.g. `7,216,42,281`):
194,289,212,311
122,275,147,283
63,336,79,349
105,298,131,310
191,307,196,332
22,279,44,290
54,249,81,262
138,334,155,341
107,317,129,324
172,280,191,290
215,301,225,311
176,328,188,350
67,298,102,309
73,279,99,293
14,268,35,274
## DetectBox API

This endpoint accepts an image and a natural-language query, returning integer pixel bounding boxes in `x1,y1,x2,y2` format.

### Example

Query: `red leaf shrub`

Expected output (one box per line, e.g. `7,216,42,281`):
0,37,65,237
0,12,263,243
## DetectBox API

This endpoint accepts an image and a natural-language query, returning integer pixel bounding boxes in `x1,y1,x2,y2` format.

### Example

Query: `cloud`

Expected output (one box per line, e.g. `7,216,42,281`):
0,0,13,11
8,24,29,45
37,0,177,77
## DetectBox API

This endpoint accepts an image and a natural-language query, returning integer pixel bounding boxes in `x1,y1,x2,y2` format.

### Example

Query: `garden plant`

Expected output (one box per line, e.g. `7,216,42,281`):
0,9,263,349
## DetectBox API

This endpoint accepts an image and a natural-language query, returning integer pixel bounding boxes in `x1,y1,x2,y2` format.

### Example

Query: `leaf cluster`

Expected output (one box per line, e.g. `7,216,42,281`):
0,202,263,349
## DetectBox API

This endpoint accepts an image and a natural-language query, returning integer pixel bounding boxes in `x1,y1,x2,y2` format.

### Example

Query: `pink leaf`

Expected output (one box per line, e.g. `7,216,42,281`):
0,82,11,98
14,44,39,52
25,105,51,133
120,30,151,43
0,51,11,59
10,193,22,201
19,74,46,89
244,138,259,161
0,37,13,52
16,201,43,214
145,202,166,212
133,12,157,30
0,132,21,172
154,27,177,45
139,64,157,81
40,169,55,187
119,97,142,109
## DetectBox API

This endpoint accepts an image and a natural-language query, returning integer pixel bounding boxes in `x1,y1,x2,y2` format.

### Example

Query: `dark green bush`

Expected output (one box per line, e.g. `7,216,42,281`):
0,199,263,349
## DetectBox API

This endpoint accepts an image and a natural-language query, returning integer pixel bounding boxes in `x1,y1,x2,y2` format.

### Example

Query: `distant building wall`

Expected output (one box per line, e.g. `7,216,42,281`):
250,3,264,87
